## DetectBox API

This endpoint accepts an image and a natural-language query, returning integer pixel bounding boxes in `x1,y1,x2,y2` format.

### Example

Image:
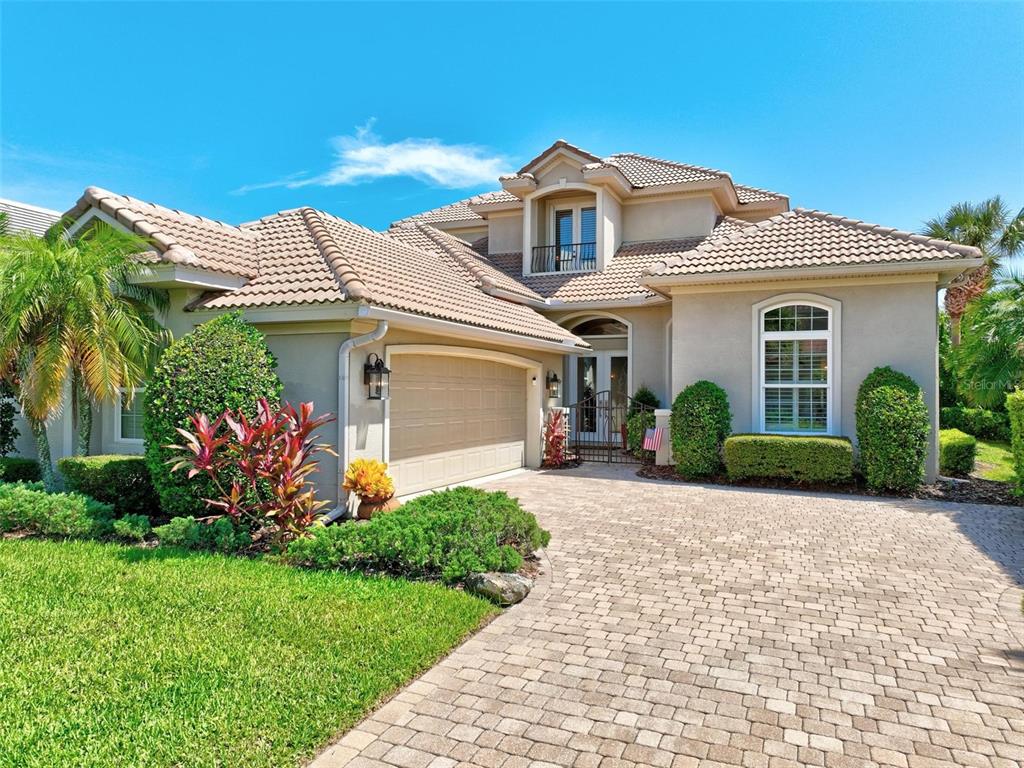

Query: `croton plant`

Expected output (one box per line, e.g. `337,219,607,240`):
342,458,395,503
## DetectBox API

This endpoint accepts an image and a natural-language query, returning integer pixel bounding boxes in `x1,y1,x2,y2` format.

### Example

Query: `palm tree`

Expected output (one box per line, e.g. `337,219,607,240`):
923,197,1024,345
0,221,169,488
956,269,1024,409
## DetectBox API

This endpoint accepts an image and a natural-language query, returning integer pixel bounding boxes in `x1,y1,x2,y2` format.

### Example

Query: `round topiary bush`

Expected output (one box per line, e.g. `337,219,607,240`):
144,311,283,518
627,385,660,418
857,382,930,492
670,380,731,479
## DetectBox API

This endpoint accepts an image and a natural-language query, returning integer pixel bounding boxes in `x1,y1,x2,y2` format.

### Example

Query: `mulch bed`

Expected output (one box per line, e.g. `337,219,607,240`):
636,464,1023,507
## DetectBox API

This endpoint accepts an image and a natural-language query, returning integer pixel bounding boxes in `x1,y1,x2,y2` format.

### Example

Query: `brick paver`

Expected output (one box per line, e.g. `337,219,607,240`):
311,465,1024,768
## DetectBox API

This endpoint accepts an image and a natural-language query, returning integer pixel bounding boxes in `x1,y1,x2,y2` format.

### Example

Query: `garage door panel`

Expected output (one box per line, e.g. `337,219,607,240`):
390,354,527,494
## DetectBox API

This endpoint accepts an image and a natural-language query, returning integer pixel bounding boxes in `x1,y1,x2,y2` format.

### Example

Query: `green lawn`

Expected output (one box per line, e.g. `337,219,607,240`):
0,539,497,768
973,439,1018,483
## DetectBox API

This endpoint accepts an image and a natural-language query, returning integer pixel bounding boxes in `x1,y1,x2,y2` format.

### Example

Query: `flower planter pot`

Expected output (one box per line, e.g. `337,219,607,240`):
357,495,400,520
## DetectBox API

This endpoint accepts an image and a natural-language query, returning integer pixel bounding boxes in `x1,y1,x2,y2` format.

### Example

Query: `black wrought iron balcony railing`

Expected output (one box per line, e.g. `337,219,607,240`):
530,242,597,274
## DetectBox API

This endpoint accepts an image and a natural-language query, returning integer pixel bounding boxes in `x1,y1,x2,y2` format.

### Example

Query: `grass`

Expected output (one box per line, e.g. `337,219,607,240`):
973,439,1018,483
0,539,497,768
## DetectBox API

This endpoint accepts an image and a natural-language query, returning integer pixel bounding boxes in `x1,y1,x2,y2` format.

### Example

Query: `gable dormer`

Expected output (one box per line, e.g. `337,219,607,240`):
500,140,624,276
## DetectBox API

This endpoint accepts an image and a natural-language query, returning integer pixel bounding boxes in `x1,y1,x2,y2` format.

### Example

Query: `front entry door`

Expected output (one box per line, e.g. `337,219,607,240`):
574,352,628,442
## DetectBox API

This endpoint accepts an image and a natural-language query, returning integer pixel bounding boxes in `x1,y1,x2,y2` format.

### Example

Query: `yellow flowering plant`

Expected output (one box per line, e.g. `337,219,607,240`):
342,458,395,502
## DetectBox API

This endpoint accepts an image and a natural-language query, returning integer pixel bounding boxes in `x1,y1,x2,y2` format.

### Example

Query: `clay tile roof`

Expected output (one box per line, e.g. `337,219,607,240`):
485,217,751,304
63,187,259,277
515,139,603,174
197,209,584,347
0,198,61,236
602,153,726,187
392,190,518,226
643,209,983,278
387,224,545,302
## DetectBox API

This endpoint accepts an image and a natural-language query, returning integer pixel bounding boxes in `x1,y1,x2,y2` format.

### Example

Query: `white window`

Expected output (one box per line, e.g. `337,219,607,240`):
755,298,840,434
116,388,145,443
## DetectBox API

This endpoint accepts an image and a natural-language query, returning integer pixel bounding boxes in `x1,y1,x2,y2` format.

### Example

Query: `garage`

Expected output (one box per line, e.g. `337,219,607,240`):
387,353,529,495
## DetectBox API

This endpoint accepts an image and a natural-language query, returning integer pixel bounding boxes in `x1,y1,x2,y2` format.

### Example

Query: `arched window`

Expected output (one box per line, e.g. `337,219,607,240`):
756,299,839,434
570,317,628,337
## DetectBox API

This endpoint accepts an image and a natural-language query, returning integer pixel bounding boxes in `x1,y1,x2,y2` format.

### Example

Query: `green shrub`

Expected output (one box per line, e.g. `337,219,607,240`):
1007,390,1024,493
670,381,731,479
627,385,660,418
855,366,922,452
723,434,853,484
0,457,41,484
0,483,114,538
939,406,1010,442
113,514,152,542
58,455,159,517
626,411,656,461
857,372,930,492
144,311,282,519
938,429,976,477
285,486,551,584
152,516,252,553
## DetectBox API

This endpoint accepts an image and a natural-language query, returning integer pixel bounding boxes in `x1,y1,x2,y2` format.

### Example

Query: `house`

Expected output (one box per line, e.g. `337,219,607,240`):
0,197,61,237
15,140,983,502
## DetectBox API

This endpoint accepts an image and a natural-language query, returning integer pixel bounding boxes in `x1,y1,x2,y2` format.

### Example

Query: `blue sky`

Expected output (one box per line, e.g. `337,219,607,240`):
2,2,1022,235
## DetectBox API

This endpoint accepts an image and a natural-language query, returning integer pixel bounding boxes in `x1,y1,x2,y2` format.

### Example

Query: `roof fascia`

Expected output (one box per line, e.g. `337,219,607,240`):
133,263,248,290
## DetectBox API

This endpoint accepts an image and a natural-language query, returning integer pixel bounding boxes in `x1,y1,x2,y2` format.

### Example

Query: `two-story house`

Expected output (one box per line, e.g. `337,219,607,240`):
20,140,982,502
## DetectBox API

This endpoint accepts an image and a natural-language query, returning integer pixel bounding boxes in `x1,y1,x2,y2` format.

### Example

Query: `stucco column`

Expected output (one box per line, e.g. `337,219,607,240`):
654,408,672,466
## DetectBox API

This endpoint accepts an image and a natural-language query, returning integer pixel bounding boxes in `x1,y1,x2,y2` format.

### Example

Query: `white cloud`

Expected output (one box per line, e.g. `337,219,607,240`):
235,121,508,193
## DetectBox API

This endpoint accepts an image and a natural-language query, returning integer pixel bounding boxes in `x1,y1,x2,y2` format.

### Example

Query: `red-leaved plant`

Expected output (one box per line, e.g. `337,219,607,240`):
542,408,568,467
168,399,336,545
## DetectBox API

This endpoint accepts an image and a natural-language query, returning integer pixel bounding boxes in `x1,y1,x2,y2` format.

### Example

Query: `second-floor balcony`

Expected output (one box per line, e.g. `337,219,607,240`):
531,242,597,274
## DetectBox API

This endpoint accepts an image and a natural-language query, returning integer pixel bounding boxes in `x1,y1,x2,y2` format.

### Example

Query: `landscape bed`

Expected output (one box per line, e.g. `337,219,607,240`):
0,538,496,768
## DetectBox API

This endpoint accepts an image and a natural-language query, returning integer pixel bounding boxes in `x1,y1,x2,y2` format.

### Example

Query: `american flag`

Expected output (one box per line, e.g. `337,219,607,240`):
643,427,665,452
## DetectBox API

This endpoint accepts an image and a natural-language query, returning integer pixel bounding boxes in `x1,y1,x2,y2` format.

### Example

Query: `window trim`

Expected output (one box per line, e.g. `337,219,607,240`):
751,294,842,435
114,387,146,445
548,202,597,246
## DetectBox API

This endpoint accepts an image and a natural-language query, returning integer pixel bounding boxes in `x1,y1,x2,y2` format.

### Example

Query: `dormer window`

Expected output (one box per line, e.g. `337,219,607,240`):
533,204,597,273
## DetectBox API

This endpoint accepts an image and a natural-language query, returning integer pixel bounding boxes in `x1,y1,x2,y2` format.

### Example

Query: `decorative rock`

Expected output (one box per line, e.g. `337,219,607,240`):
465,572,533,606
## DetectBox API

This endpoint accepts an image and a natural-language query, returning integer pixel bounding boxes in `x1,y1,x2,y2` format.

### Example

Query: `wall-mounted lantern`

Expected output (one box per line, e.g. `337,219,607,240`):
546,370,561,399
364,353,391,400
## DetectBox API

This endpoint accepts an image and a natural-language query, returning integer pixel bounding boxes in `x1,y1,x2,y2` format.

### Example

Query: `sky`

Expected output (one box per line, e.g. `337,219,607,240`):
2,1,1023,236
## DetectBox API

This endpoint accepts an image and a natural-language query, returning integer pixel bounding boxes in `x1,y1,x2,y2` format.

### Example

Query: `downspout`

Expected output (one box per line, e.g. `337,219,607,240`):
322,320,389,523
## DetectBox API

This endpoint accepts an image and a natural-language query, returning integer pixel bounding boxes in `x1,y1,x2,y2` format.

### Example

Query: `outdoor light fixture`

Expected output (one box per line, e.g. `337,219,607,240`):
546,370,561,399
364,353,391,400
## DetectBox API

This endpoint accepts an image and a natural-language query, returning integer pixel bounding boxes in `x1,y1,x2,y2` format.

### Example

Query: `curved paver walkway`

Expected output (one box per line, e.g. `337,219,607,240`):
312,465,1024,768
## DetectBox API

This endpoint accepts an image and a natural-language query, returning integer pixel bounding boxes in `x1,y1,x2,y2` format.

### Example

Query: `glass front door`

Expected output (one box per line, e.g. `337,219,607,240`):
572,352,628,442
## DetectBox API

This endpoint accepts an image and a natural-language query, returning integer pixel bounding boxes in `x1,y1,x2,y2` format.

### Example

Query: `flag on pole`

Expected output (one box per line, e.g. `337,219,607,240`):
643,427,665,452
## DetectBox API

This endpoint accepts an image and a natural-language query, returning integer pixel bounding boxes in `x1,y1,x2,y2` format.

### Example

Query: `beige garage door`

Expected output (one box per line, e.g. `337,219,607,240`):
389,354,526,495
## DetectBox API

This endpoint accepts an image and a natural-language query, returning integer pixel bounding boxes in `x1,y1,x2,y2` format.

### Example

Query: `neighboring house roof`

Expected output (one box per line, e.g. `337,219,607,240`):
181,208,584,347
0,198,62,236
393,190,518,226
643,208,983,279
482,217,752,304
64,187,259,278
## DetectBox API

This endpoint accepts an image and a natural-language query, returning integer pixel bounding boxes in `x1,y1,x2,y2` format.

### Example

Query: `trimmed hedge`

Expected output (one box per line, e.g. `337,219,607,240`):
723,434,853,484
626,411,656,461
144,311,283,519
938,429,976,477
0,482,114,538
285,486,551,584
0,457,41,484
58,455,159,517
856,372,930,492
1008,390,1024,493
939,405,1010,442
152,515,252,553
627,385,660,418
670,381,731,479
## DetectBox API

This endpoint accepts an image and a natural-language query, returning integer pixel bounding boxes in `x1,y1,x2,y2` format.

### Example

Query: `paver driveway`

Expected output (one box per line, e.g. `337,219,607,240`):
312,465,1024,768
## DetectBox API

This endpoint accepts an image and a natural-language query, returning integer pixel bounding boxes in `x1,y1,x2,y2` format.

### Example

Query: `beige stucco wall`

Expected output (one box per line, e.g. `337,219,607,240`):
547,304,673,408
535,160,586,188
670,279,940,478
487,212,523,254
621,196,718,243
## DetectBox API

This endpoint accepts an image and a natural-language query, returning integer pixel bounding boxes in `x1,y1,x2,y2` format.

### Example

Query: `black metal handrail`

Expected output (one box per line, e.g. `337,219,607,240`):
531,242,597,273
